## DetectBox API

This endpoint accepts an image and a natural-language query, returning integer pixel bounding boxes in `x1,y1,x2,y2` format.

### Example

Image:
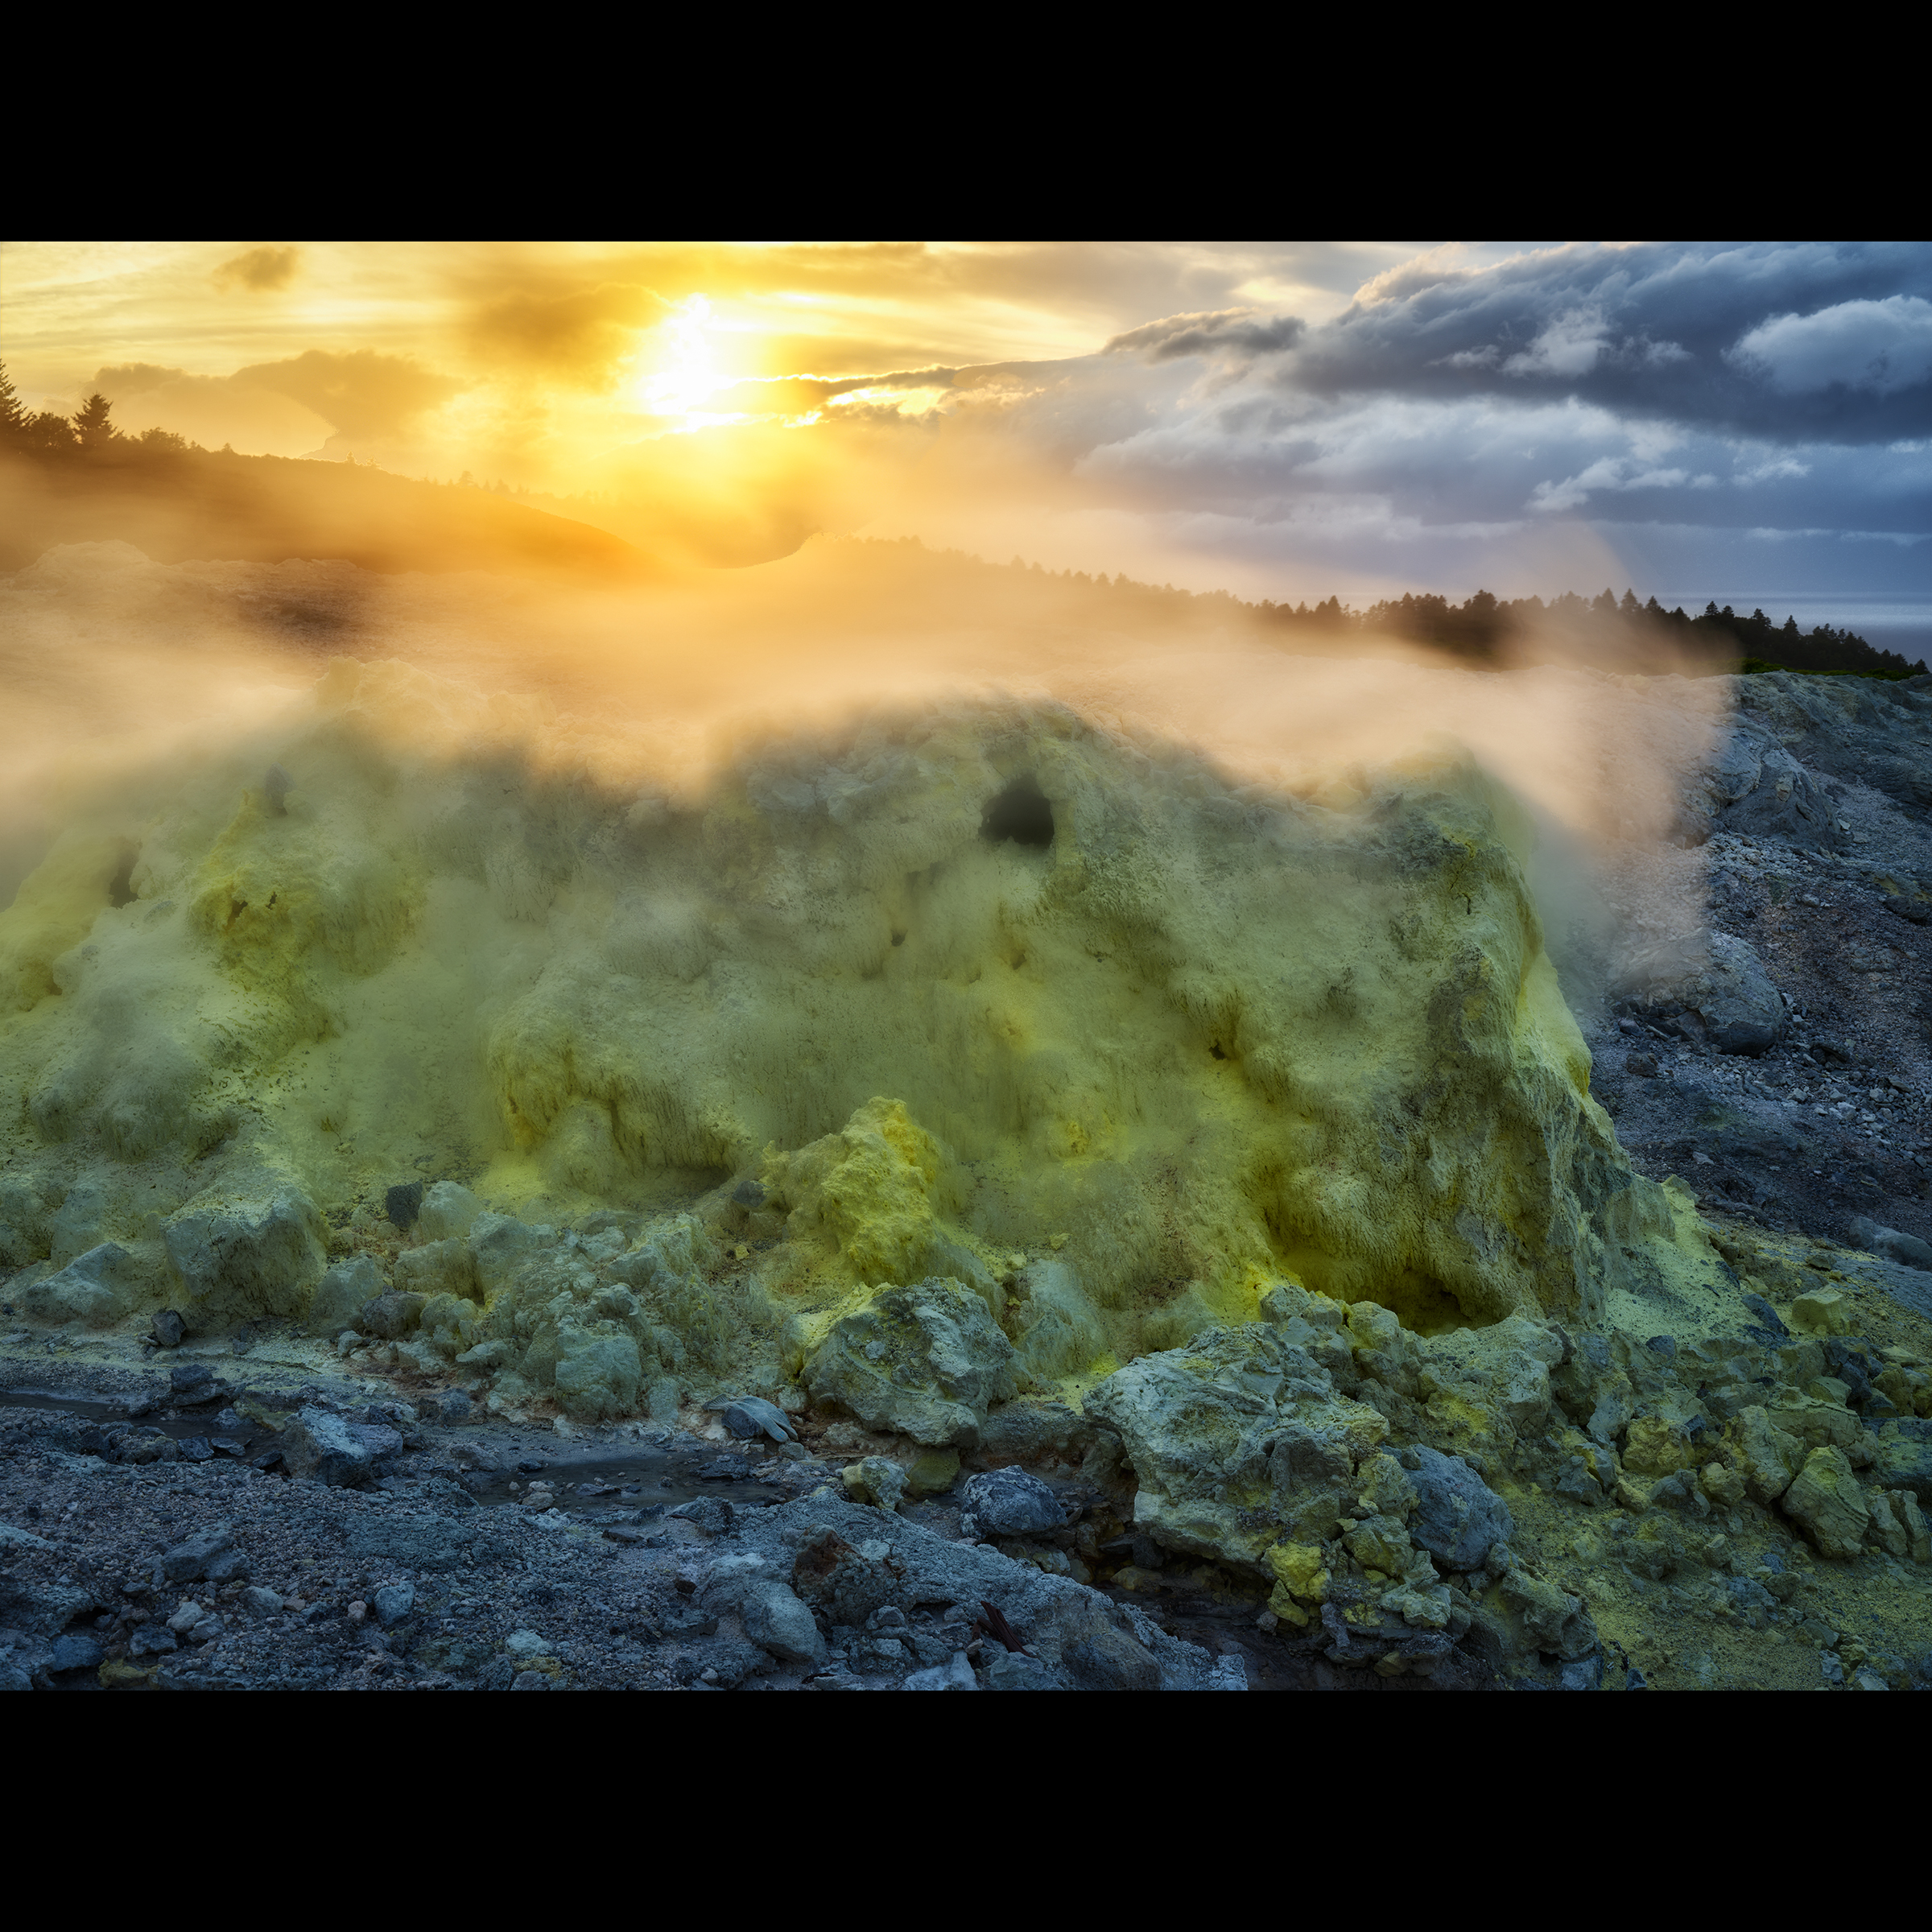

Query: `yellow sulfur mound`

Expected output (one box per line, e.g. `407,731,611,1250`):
0,658,1709,1367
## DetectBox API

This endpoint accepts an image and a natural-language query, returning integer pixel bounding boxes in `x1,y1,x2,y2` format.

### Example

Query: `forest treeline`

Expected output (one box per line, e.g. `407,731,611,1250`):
3,365,1926,678
0,365,642,579
1252,587,1926,679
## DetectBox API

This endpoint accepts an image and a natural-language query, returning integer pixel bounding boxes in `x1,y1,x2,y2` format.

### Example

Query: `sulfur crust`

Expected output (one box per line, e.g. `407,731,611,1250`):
0,656,1719,1372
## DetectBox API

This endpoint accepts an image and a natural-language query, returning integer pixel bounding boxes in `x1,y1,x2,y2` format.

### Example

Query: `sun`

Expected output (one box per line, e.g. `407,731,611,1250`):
632,294,725,420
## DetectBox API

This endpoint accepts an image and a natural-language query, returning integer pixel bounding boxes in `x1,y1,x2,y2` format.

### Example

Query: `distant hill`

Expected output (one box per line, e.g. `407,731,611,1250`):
0,441,649,580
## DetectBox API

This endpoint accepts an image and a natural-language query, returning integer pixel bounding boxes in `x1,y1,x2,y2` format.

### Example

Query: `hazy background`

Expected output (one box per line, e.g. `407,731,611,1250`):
7,241,1932,655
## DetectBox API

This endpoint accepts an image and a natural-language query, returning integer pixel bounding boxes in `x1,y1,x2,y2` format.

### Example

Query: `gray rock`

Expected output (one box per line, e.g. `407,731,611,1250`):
805,1277,1017,1447
702,1394,798,1443
1849,1217,1932,1272
19,1242,134,1327
1409,1446,1514,1572
905,1651,977,1690
372,1582,415,1627
983,1649,1059,1690
128,1624,178,1657
49,1632,104,1673
416,1182,481,1242
667,1496,734,1535
163,1192,326,1323
307,1256,381,1337
1622,930,1785,1055
510,1670,551,1690
1084,1317,1389,1567
279,1406,402,1487
386,1182,423,1230
357,1290,427,1341
242,1586,283,1616
1869,1422,1932,1504
169,1361,219,1402
160,1523,235,1583
959,1467,1066,1540
736,1578,825,1665
758,1496,1224,1689
420,1389,473,1424
151,1309,185,1348
1039,1602,1164,1691
1702,726,1849,854
0,1665,31,1692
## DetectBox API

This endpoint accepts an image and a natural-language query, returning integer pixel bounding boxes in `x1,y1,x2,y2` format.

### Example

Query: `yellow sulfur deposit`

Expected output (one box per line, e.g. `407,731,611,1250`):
0,654,1719,1393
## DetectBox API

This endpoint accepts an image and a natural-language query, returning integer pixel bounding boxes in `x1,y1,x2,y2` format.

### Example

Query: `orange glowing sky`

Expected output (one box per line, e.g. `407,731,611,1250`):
0,242,1426,468
13,240,1918,625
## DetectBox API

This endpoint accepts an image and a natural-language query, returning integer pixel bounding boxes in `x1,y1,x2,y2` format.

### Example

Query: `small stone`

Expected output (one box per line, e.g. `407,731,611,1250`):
737,1578,826,1665
169,1361,217,1402
841,1456,908,1513
167,1600,204,1633
128,1624,178,1657
666,1496,734,1536
373,1582,415,1627
957,1466,1065,1539
151,1310,185,1348
50,1632,104,1673
242,1586,283,1616
386,1182,424,1231
159,1522,234,1583
510,1670,551,1690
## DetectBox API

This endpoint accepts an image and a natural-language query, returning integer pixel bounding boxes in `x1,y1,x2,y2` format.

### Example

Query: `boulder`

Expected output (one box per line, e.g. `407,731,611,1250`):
159,1522,243,1584
416,1182,482,1242
357,1290,427,1341
1781,1445,1872,1559
842,1456,908,1513
736,1579,824,1665
1086,1321,1389,1569
1622,929,1785,1055
1408,1447,1514,1573
1848,1219,1932,1273
805,1278,1016,1447
1703,727,1848,854
18,1241,134,1327
308,1255,381,1336
163,1192,325,1323
553,1323,643,1421
1728,1405,1807,1504
279,1405,402,1487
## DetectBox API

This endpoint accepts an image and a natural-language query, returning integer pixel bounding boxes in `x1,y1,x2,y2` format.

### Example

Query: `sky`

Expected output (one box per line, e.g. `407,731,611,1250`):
6,241,1932,642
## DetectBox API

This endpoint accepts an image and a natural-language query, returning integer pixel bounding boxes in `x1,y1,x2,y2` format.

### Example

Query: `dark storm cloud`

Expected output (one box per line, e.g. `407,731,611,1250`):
1285,242,1932,440
1107,310,1308,363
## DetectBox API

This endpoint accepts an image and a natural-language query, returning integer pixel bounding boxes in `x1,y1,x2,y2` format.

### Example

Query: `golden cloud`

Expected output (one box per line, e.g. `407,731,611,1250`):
213,245,301,291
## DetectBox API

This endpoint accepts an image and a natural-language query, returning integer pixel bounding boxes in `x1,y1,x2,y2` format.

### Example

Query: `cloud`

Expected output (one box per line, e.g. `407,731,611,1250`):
1731,295,1932,396
93,363,335,456
231,350,464,442
468,281,677,386
213,245,300,291
90,351,461,456
1105,309,1307,363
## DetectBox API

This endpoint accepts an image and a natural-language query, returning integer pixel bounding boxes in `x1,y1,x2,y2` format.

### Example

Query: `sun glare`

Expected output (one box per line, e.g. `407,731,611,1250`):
634,294,724,421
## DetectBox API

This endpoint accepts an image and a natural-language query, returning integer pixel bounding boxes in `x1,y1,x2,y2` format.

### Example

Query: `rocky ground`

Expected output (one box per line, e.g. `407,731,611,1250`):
8,668,1932,1693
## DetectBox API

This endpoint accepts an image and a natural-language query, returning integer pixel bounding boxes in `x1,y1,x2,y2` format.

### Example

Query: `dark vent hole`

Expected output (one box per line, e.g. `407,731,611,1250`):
106,844,138,909
980,775,1055,848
